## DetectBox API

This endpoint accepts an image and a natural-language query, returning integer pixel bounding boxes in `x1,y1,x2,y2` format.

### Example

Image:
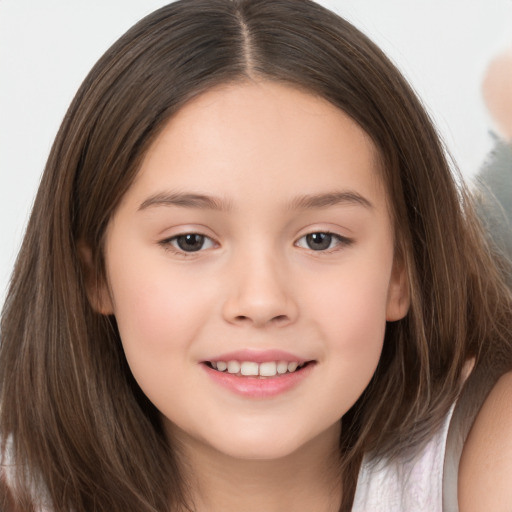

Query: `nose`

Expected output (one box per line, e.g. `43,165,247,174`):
221,249,298,328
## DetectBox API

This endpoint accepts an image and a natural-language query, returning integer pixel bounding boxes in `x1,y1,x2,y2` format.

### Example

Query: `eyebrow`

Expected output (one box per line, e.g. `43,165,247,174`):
139,192,232,212
138,190,373,212
289,191,374,210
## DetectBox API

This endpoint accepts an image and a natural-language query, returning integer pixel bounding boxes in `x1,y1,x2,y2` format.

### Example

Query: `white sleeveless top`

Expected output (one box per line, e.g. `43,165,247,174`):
4,397,471,512
352,405,456,512
4,415,456,512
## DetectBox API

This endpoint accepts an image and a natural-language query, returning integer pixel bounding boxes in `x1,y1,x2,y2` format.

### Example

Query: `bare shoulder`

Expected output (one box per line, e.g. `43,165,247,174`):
458,370,512,511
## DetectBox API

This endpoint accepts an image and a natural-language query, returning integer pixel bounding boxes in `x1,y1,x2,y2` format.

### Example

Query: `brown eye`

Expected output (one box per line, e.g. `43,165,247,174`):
162,233,216,253
175,234,206,252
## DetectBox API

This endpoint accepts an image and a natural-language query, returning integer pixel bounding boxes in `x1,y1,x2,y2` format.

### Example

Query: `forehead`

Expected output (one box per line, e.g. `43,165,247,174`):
123,81,386,213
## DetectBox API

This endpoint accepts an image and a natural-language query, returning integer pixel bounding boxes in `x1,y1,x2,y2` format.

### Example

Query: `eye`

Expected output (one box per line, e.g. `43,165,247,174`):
162,233,216,253
295,232,351,251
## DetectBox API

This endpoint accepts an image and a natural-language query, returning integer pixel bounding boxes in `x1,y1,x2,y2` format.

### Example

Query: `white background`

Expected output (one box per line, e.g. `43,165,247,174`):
1,0,512,306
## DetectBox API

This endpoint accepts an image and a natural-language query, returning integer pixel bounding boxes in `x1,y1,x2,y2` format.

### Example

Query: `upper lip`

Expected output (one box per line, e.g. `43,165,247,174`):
202,349,312,364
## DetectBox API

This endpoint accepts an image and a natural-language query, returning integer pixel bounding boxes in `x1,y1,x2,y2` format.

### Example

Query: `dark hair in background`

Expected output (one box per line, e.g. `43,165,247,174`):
1,0,511,510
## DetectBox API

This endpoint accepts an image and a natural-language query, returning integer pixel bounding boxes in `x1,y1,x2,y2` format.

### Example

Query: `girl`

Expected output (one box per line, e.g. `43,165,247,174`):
1,1,511,511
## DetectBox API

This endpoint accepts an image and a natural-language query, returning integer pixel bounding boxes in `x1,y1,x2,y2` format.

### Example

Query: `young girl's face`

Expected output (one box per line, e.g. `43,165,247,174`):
98,81,409,461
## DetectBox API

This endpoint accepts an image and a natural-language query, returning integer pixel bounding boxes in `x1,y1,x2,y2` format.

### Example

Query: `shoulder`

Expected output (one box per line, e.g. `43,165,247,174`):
458,370,512,511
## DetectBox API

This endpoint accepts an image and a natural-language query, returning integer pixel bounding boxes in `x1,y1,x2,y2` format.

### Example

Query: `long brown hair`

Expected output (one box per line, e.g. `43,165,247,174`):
1,1,511,511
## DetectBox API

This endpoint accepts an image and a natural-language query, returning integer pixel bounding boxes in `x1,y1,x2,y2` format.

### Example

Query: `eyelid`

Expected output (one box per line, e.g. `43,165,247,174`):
158,231,218,255
294,231,354,252
156,226,353,255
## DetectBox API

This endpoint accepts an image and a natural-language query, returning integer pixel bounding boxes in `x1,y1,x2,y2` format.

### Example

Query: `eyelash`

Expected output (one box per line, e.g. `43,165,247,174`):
159,233,216,255
295,232,353,252
159,231,353,255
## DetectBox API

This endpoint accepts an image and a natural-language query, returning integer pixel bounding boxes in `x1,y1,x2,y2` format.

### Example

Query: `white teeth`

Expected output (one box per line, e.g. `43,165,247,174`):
240,361,259,376
287,362,298,372
227,360,240,374
209,359,307,376
259,361,277,377
277,361,288,374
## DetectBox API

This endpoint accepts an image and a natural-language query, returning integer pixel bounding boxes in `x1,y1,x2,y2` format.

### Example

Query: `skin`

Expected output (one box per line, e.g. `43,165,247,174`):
92,81,409,511
482,46,512,141
459,45,512,510
458,371,512,511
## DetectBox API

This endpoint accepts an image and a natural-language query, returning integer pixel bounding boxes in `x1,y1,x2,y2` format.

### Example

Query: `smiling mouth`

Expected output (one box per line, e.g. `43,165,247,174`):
204,360,314,378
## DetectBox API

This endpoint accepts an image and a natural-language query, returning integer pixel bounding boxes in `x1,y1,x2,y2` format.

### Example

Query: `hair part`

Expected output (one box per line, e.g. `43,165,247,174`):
1,1,511,511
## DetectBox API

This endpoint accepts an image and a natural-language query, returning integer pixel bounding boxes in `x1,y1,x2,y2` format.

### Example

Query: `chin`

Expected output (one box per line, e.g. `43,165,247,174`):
204,418,336,462
211,434,306,461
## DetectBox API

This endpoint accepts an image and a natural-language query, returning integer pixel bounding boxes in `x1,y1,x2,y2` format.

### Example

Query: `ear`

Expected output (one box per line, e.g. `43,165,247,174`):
386,255,410,322
77,241,114,316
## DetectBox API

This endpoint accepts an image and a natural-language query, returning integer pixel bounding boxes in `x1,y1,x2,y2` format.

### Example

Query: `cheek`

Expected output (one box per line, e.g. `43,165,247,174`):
104,249,214,378
303,256,392,410
311,254,392,339
106,263,217,423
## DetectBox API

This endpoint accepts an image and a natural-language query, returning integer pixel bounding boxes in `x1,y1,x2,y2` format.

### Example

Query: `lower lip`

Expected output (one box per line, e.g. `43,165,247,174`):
202,363,315,398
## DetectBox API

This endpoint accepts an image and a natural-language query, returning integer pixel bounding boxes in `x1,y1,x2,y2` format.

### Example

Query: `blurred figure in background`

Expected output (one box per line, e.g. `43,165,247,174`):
475,46,512,264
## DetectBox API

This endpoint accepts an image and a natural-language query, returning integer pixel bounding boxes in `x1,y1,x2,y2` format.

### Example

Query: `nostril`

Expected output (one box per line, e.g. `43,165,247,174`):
230,314,290,328
233,314,290,324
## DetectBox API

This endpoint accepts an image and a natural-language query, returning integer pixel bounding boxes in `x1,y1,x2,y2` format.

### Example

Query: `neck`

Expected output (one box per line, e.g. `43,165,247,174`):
174,422,343,512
